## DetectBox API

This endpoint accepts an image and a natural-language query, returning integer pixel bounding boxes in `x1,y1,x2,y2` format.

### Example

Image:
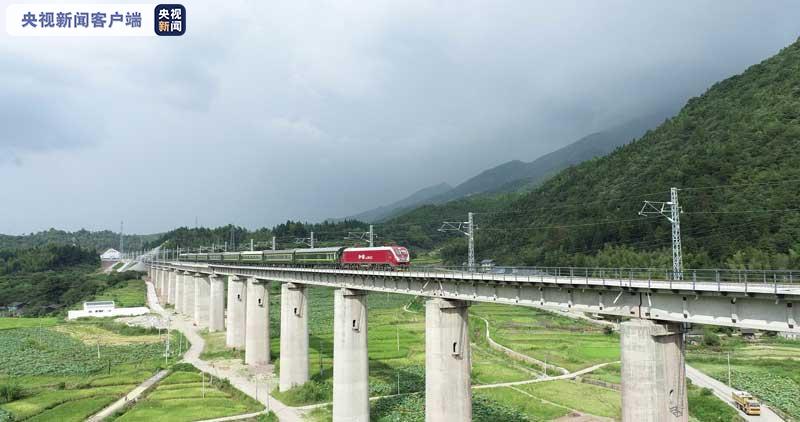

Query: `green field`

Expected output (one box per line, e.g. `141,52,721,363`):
276,288,771,422
88,279,147,308
686,381,745,422
115,364,263,421
472,303,620,372
0,317,58,330
0,319,183,421
687,333,800,420
199,329,244,361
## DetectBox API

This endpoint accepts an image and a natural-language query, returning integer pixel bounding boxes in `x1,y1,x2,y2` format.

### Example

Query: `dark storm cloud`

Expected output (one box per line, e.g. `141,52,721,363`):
0,54,94,161
0,0,799,234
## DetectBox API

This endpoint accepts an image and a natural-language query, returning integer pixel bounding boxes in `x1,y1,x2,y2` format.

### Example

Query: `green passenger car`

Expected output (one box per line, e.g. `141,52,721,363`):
223,252,240,262
293,247,344,266
240,251,263,263
262,250,295,265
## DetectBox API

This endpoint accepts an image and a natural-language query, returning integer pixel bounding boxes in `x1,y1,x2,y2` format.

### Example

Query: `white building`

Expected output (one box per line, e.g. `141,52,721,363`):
101,248,122,261
67,301,149,320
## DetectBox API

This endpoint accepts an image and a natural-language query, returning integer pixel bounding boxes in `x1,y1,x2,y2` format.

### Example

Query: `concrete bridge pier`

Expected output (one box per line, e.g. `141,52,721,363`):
226,276,247,349
621,319,688,422
159,270,166,303
168,270,177,306
279,282,309,392
173,270,182,312
153,269,160,297
161,270,169,302
182,271,195,317
155,269,162,300
194,273,211,327
208,274,225,332
425,298,472,422
245,278,270,366
332,288,369,422
159,270,165,302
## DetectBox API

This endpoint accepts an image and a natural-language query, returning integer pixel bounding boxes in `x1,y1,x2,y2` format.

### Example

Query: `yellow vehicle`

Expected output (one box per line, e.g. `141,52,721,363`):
732,391,761,416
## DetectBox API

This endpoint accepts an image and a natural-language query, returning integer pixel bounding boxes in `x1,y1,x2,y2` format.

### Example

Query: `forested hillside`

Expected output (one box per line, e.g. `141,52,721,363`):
155,220,372,251
386,39,800,269
0,245,139,315
0,228,160,252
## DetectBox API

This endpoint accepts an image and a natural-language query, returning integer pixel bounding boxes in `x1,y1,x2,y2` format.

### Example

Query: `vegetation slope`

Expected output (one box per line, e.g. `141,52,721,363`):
385,38,800,269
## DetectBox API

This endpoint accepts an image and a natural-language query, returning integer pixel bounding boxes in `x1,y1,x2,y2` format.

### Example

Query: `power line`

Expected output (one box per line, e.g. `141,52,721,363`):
680,178,800,191
683,208,800,215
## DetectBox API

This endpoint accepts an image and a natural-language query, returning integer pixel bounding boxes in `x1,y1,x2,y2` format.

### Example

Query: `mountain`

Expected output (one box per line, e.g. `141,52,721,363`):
344,112,672,223
428,111,675,203
386,39,800,269
346,182,453,223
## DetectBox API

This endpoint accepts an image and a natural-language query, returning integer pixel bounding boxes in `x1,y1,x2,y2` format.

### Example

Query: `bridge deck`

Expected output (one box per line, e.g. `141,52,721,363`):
157,262,800,333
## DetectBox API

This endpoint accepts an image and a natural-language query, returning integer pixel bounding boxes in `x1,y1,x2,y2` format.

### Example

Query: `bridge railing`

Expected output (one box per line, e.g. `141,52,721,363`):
407,265,799,289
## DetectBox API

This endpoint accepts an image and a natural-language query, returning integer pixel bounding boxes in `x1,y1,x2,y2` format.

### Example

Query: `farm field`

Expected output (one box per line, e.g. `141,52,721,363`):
0,317,58,330
114,364,263,422
687,333,800,420
0,318,183,422
280,288,772,422
471,303,620,372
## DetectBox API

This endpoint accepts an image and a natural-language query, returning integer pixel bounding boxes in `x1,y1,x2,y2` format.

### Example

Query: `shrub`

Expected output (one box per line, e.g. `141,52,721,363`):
703,329,721,347
0,383,23,404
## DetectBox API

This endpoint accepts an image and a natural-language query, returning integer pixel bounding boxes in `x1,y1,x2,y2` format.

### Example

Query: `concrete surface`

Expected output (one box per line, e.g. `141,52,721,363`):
332,288,369,422
279,282,309,392
425,298,471,422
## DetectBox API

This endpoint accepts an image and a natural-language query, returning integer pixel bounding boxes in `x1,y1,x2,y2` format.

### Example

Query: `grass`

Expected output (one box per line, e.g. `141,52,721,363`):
115,365,263,422
273,288,547,407
198,329,244,361
474,387,569,421
89,279,147,308
583,362,621,384
686,381,745,422
54,321,164,345
516,380,622,419
687,332,800,419
0,317,58,330
0,319,184,421
471,303,620,372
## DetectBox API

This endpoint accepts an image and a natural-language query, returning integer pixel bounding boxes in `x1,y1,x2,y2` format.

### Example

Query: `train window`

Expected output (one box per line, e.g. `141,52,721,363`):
258,298,263,307
452,342,458,355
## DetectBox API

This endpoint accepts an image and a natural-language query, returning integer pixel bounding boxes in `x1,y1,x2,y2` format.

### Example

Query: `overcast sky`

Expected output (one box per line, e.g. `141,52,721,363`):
1,1,799,235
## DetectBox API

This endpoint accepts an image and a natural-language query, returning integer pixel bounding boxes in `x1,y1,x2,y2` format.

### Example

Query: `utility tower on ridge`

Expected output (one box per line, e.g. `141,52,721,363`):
639,187,683,280
346,225,375,247
295,232,315,248
439,212,476,271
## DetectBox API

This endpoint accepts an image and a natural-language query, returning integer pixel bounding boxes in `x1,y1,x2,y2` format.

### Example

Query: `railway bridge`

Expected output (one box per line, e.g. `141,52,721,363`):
148,261,800,422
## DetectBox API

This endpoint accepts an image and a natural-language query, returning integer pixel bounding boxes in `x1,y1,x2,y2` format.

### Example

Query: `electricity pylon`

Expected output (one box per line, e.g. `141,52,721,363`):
439,212,476,271
346,225,375,247
639,187,683,280
295,232,315,248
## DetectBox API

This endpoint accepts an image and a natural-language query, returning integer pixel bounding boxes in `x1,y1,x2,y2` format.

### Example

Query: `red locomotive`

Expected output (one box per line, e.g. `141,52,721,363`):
341,246,410,269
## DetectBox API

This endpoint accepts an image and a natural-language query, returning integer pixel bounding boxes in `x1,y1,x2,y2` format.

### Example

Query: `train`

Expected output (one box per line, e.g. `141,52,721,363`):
178,246,411,269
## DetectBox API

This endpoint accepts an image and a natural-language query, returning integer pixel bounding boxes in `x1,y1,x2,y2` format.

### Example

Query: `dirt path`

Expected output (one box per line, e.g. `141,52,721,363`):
85,369,170,422
144,281,307,422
